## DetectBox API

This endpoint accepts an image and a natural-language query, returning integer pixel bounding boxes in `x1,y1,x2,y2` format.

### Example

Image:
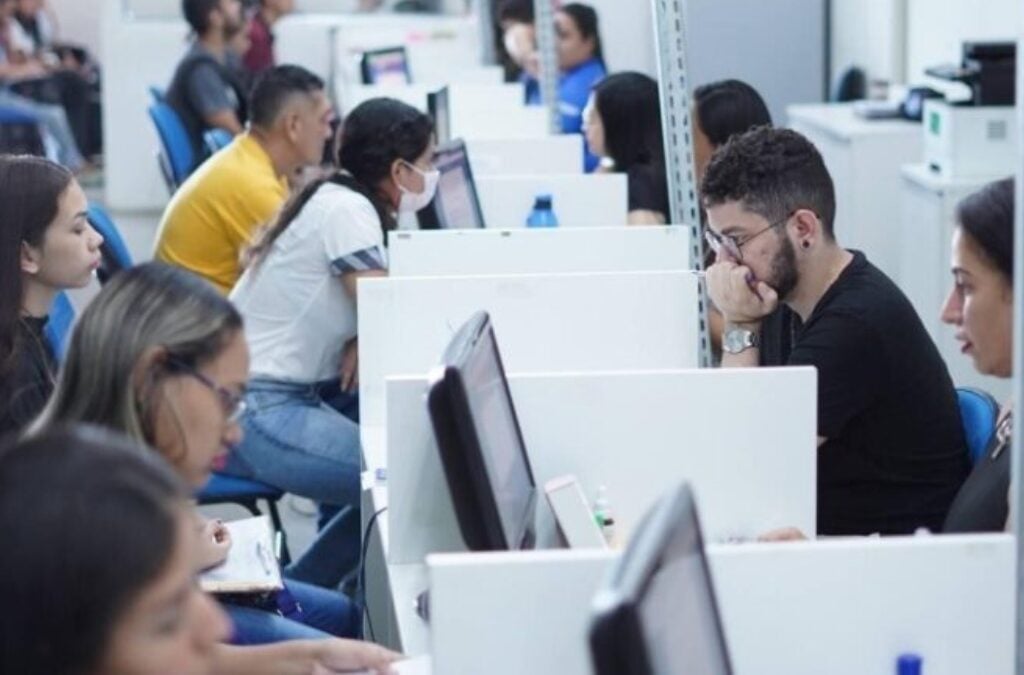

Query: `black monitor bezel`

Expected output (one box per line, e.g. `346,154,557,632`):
417,138,487,230
426,311,537,552
359,46,412,85
589,483,733,675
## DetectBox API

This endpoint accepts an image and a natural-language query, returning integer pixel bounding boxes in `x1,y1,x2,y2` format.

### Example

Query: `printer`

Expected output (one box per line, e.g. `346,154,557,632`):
922,41,1018,180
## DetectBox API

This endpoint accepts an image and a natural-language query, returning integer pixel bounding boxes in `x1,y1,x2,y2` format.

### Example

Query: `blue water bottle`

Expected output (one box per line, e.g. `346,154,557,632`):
896,653,922,675
526,194,559,228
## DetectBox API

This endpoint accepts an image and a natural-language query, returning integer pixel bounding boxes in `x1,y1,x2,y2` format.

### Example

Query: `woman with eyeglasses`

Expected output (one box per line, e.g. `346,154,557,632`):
0,154,103,438
31,263,397,661
224,97,435,590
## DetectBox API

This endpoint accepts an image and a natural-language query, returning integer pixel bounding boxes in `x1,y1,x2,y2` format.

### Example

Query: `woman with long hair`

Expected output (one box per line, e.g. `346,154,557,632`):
226,96,435,588
0,154,102,436
33,262,398,667
584,71,667,224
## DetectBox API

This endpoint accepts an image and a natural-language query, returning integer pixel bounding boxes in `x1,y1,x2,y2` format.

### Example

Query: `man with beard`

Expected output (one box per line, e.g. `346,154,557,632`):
166,0,248,169
702,127,968,536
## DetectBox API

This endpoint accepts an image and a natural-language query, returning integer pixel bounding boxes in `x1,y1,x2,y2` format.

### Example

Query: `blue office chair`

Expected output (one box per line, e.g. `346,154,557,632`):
198,473,291,564
148,85,166,103
87,204,133,283
43,291,75,360
147,99,195,192
0,105,45,156
956,387,1000,466
203,128,234,155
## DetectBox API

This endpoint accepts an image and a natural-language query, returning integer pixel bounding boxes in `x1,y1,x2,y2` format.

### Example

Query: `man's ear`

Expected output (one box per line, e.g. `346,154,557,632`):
20,241,41,275
791,208,821,244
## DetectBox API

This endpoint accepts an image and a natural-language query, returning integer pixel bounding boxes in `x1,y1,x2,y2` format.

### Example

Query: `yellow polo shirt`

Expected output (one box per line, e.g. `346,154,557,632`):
153,133,288,294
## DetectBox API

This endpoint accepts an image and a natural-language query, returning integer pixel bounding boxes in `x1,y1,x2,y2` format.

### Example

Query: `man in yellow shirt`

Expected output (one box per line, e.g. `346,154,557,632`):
154,64,333,293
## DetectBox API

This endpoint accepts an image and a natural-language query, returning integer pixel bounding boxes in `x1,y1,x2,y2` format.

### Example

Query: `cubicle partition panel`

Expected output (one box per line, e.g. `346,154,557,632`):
357,270,700,434
385,367,817,565
341,83,525,117
387,226,691,277
427,535,1014,675
466,137,583,176
476,174,629,228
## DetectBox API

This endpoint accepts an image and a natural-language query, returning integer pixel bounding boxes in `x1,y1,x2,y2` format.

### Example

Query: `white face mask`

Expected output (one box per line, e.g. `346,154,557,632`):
396,161,440,213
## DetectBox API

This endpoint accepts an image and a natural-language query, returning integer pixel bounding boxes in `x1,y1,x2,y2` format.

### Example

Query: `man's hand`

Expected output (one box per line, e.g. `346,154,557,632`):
310,639,400,675
706,261,779,327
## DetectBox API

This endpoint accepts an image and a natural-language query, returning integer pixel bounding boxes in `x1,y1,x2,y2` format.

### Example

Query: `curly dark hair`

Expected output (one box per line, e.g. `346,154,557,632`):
700,126,837,239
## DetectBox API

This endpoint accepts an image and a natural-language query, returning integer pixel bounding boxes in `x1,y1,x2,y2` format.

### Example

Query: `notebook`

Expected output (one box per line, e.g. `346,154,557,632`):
199,515,283,594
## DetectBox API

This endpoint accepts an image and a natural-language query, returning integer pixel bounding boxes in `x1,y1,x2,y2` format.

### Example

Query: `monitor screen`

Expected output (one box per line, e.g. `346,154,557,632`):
417,139,486,230
427,87,450,145
360,47,412,86
589,483,733,675
427,311,537,551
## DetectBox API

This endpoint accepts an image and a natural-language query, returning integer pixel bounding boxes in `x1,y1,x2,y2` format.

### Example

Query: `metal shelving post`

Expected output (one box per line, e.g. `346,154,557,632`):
533,0,561,134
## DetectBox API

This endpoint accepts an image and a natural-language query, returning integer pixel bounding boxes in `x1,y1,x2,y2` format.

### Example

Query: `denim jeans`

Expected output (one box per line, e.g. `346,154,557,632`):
223,580,361,645
0,88,84,170
222,379,362,588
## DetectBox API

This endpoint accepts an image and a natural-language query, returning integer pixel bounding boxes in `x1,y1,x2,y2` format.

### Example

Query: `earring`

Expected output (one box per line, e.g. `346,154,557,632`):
802,241,810,249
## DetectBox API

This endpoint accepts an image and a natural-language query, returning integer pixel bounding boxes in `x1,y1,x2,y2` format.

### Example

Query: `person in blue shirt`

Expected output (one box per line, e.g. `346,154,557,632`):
522,3,606,172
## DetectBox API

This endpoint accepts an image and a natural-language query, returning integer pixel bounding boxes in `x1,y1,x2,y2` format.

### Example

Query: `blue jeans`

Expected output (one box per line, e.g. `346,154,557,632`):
0,88,84,170
224,580,360,644
223,379,362,589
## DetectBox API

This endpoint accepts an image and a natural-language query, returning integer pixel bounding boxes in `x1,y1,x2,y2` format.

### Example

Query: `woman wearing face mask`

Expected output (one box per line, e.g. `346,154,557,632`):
224,97,435,588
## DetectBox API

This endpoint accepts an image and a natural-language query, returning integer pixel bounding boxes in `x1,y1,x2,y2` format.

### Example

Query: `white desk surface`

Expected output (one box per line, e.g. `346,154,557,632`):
901,162,1001,192
362,425,388,473
788,102,921,140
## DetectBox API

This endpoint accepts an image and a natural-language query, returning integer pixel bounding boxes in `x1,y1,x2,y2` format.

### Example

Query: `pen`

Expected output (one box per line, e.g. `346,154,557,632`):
256,541,272,576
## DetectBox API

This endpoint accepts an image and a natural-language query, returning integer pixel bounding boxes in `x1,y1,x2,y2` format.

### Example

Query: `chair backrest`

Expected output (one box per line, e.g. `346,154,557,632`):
957,387,1001,466
43,291,75,360
147,100,194,189
0,105,45,156
86,204,133,283
203,128,233,156
148,85,166,103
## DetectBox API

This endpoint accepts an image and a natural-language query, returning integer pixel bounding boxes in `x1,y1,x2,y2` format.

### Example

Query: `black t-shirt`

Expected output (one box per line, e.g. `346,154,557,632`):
0,316,56,438
943,421,1010,533
626,163,669,220
763,251,969,535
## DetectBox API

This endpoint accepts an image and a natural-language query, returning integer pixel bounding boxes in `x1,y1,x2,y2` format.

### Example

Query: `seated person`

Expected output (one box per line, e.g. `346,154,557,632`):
166,0,248,166
33,262,376,647
520,3,606,172
584,71,668,224
703,127,968,535
243,0,295,77
154,64,332,294
0,156,102,437
941,177,1014,533
225,98,435,588
0,426,398,674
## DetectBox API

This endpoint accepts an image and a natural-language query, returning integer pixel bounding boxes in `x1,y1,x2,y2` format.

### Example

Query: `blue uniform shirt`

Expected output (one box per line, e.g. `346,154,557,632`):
523,57,606,171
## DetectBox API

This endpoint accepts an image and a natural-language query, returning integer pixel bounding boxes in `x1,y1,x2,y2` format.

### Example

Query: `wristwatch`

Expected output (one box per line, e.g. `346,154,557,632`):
722,328,759,355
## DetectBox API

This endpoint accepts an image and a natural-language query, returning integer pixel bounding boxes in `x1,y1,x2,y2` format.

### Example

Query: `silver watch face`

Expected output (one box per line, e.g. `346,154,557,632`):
724,329,754,354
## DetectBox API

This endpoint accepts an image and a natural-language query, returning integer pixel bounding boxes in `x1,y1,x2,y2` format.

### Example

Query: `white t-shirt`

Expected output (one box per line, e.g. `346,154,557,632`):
230,182,386,383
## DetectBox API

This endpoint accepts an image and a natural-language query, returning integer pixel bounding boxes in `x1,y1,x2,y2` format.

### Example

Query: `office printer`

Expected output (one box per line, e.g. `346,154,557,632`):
923,41,1018,180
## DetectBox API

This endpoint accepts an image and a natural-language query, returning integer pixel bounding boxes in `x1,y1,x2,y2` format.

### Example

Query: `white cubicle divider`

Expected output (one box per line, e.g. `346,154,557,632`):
341,83,524,116
427,534,1014,675
388,226,690,277
357,270,701,432
477,174,628,228
467,136,583,176
385,367,817,565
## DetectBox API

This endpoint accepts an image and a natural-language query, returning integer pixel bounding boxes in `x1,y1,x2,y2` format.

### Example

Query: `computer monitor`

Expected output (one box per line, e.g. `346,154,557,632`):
427,86,451,145
426,311,537,551
417,139,487,230
360,46,412,86
589,483,734,675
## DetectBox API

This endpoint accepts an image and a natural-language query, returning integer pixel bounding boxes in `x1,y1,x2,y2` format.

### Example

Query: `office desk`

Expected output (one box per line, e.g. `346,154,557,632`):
788,103,922,281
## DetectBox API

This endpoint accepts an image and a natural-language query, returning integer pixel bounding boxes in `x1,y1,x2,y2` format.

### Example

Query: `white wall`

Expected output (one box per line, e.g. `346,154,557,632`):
829,0,905,88
46,0,102,57
581,0,656,76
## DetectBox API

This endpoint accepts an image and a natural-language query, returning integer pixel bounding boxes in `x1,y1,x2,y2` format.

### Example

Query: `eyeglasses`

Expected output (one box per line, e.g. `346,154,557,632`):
704,211,795,262
168,359,247,424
